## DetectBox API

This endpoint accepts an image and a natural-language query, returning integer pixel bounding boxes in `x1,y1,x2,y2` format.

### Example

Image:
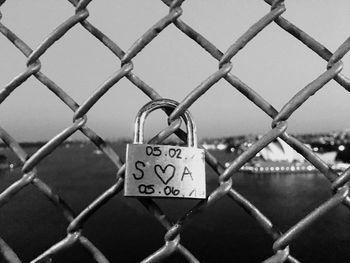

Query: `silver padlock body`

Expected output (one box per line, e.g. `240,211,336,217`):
125,144,206,199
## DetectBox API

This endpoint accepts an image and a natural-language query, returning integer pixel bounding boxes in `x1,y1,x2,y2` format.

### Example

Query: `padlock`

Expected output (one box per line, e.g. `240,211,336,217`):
124,99,206,199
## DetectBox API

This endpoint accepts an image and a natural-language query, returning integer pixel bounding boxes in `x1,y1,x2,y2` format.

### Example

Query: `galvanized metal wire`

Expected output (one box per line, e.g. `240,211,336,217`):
0,0,350,262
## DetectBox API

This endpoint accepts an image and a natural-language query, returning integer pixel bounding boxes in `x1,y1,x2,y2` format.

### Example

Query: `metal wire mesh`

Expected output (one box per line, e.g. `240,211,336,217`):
1,0,350,262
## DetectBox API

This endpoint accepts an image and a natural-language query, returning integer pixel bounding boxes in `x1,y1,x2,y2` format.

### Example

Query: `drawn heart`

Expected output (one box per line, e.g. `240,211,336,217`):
154,164,176,185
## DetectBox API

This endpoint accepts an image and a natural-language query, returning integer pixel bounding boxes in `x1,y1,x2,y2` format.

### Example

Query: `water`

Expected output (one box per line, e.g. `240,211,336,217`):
0,146,350,262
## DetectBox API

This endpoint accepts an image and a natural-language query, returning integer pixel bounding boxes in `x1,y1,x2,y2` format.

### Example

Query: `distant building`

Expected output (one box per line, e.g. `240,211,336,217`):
256,137,343,166
317,151,337,164
258,138,305,162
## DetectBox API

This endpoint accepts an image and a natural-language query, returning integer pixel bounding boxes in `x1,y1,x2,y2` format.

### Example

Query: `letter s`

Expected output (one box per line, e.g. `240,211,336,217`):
133,160,145,180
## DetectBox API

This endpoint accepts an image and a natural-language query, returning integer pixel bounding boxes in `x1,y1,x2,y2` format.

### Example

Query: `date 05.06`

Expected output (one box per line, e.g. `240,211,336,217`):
138,184,180,196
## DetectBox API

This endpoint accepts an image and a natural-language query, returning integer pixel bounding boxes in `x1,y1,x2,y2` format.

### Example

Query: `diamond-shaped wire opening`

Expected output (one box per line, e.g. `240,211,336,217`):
273,196,349,261
0,184,68,261
128,26,218,100
37,142,117,210
87,0,168,50
279,0,350,51
180,195,273,262
0,78,75,142
78,78,151,141
179,0,269,51
191,79,273,139
82,196,167,262
286,81,350,134
0,1,72,48
229,23,327,109
39,25,122,103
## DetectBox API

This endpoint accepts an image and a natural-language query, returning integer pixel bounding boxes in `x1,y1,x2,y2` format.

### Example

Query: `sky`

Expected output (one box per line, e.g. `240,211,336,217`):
0,0,349,142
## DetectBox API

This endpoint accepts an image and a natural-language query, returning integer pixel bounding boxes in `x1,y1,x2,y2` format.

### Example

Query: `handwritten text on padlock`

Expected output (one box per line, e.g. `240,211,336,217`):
125,144,206,198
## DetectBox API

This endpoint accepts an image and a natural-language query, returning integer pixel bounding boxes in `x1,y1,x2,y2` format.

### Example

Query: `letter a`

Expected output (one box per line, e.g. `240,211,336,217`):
181,166,193,181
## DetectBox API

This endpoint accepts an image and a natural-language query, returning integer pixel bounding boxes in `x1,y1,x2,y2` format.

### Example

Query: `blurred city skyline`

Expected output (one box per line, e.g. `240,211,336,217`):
0,0,349,142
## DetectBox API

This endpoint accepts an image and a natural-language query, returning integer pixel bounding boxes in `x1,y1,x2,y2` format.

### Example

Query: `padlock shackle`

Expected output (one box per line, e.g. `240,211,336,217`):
133,99,197,147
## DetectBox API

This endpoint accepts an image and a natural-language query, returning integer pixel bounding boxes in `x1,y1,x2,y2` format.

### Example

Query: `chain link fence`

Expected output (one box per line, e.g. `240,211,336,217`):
0,0,350,262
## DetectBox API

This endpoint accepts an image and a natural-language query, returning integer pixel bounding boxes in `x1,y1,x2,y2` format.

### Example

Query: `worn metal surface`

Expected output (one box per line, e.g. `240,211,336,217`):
125,144,206,199
0,0,349,262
